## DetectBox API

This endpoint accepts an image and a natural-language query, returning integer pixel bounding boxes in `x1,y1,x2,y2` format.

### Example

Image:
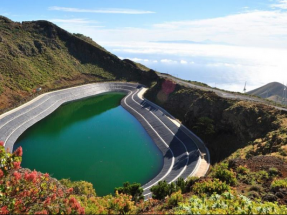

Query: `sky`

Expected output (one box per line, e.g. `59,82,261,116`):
1,0,287,92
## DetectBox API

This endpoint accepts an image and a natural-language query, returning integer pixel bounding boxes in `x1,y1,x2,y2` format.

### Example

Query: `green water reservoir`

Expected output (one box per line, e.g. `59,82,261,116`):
14,93,163,196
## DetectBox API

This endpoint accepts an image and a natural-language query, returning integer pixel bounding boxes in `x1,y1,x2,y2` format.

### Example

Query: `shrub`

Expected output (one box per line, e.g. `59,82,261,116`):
255,170,269,182
77,192,136,214
192,117,215,140
185,176,199,193
249,184,263,193
176,177,187,193
237,174,253,184
60,179,96,197
150,181,178,200
134,198,159,214
271,178,287,190
236,165,250,175
167,191,183,207
268,167,280,177
248,191,260,199
115,181,144,202
104,192,135,214
174,192,287,214
192,179,231,196
210,162,237,185
150,177,199,200
0,144,84,214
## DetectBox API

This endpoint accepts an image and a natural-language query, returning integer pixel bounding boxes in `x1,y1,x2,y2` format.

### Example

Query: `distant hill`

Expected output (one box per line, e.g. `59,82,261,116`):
0,16,158,112
247,82,287,103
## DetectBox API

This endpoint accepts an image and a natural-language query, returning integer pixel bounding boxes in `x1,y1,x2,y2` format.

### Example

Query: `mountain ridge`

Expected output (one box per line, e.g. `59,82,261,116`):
0,15,158,112
248,82,286,104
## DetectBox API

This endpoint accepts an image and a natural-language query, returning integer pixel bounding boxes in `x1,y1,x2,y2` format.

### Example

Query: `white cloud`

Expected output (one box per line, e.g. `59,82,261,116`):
49,18,97,24
126,57,150,62
49,1,287,49
101,41,287,91
180,60,187,64
206,63,242,68
48,6,155,14
271,0,287,9
69,10,286,49
47,18,106,30
128,57,143,62
161,59,178,63
152,10,287,47
47,1,287,92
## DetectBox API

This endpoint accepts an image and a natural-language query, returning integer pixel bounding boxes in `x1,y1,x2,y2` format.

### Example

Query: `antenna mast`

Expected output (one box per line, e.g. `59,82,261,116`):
283,83,286,104
243,82,247,93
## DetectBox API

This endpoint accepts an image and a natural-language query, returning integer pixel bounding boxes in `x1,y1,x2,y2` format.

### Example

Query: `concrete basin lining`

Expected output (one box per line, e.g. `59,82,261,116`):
0,82,209,198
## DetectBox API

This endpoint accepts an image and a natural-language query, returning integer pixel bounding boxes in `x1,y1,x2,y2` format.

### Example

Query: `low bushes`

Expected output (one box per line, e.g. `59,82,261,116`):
115,182,144,202
271,178,287,190
150,177,199,200
76,192,136,214
210,162,237,185
150,180,177,200
60,179,96,197
174,192,287,214
0,142,85,214
167,191,183,207
192,178,231,196
268,167,280,177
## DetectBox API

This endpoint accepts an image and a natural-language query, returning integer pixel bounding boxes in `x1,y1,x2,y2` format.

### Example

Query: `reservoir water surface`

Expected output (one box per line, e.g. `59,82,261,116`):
13,93,163,196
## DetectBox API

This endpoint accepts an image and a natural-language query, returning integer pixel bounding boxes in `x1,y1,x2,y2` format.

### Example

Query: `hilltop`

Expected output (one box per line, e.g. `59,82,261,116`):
0,16,158,112
248,82,286,104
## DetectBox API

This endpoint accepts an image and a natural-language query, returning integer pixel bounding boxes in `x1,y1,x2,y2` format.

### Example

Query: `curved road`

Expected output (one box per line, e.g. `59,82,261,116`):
0,82,209,198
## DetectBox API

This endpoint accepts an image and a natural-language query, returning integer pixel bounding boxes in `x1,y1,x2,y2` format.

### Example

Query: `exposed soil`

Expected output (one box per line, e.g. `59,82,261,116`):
229,155,287,177
229,156,287,205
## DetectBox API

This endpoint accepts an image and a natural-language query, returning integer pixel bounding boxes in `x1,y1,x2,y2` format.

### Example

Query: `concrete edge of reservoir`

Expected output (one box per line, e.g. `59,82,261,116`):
0,82,210,199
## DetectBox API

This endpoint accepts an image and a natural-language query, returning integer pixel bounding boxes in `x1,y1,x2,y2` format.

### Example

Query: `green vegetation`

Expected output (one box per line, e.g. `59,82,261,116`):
268,167,280,177
174,192,287,214
0,16,158,112
167,191,184,207
115,182,144,202
145,77,287,162
75,192,136,214
2,139,287,214
192,179,231,195
0,141,138,214
192,116,215,141
0,142,85,214
150,180,177,200
210,162,237,185
271,178,287,190
2,15,287,214
60,179,96,197
149,177,199,200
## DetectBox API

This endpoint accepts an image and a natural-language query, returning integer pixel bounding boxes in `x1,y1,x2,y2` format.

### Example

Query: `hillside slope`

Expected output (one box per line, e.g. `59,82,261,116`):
248,82,286,103
0,16,158,112
145,78,287,163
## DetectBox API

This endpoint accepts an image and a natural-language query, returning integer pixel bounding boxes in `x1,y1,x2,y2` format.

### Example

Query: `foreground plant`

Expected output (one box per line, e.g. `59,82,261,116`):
174,192,287,214
0,141,85,214
76,191,136,214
